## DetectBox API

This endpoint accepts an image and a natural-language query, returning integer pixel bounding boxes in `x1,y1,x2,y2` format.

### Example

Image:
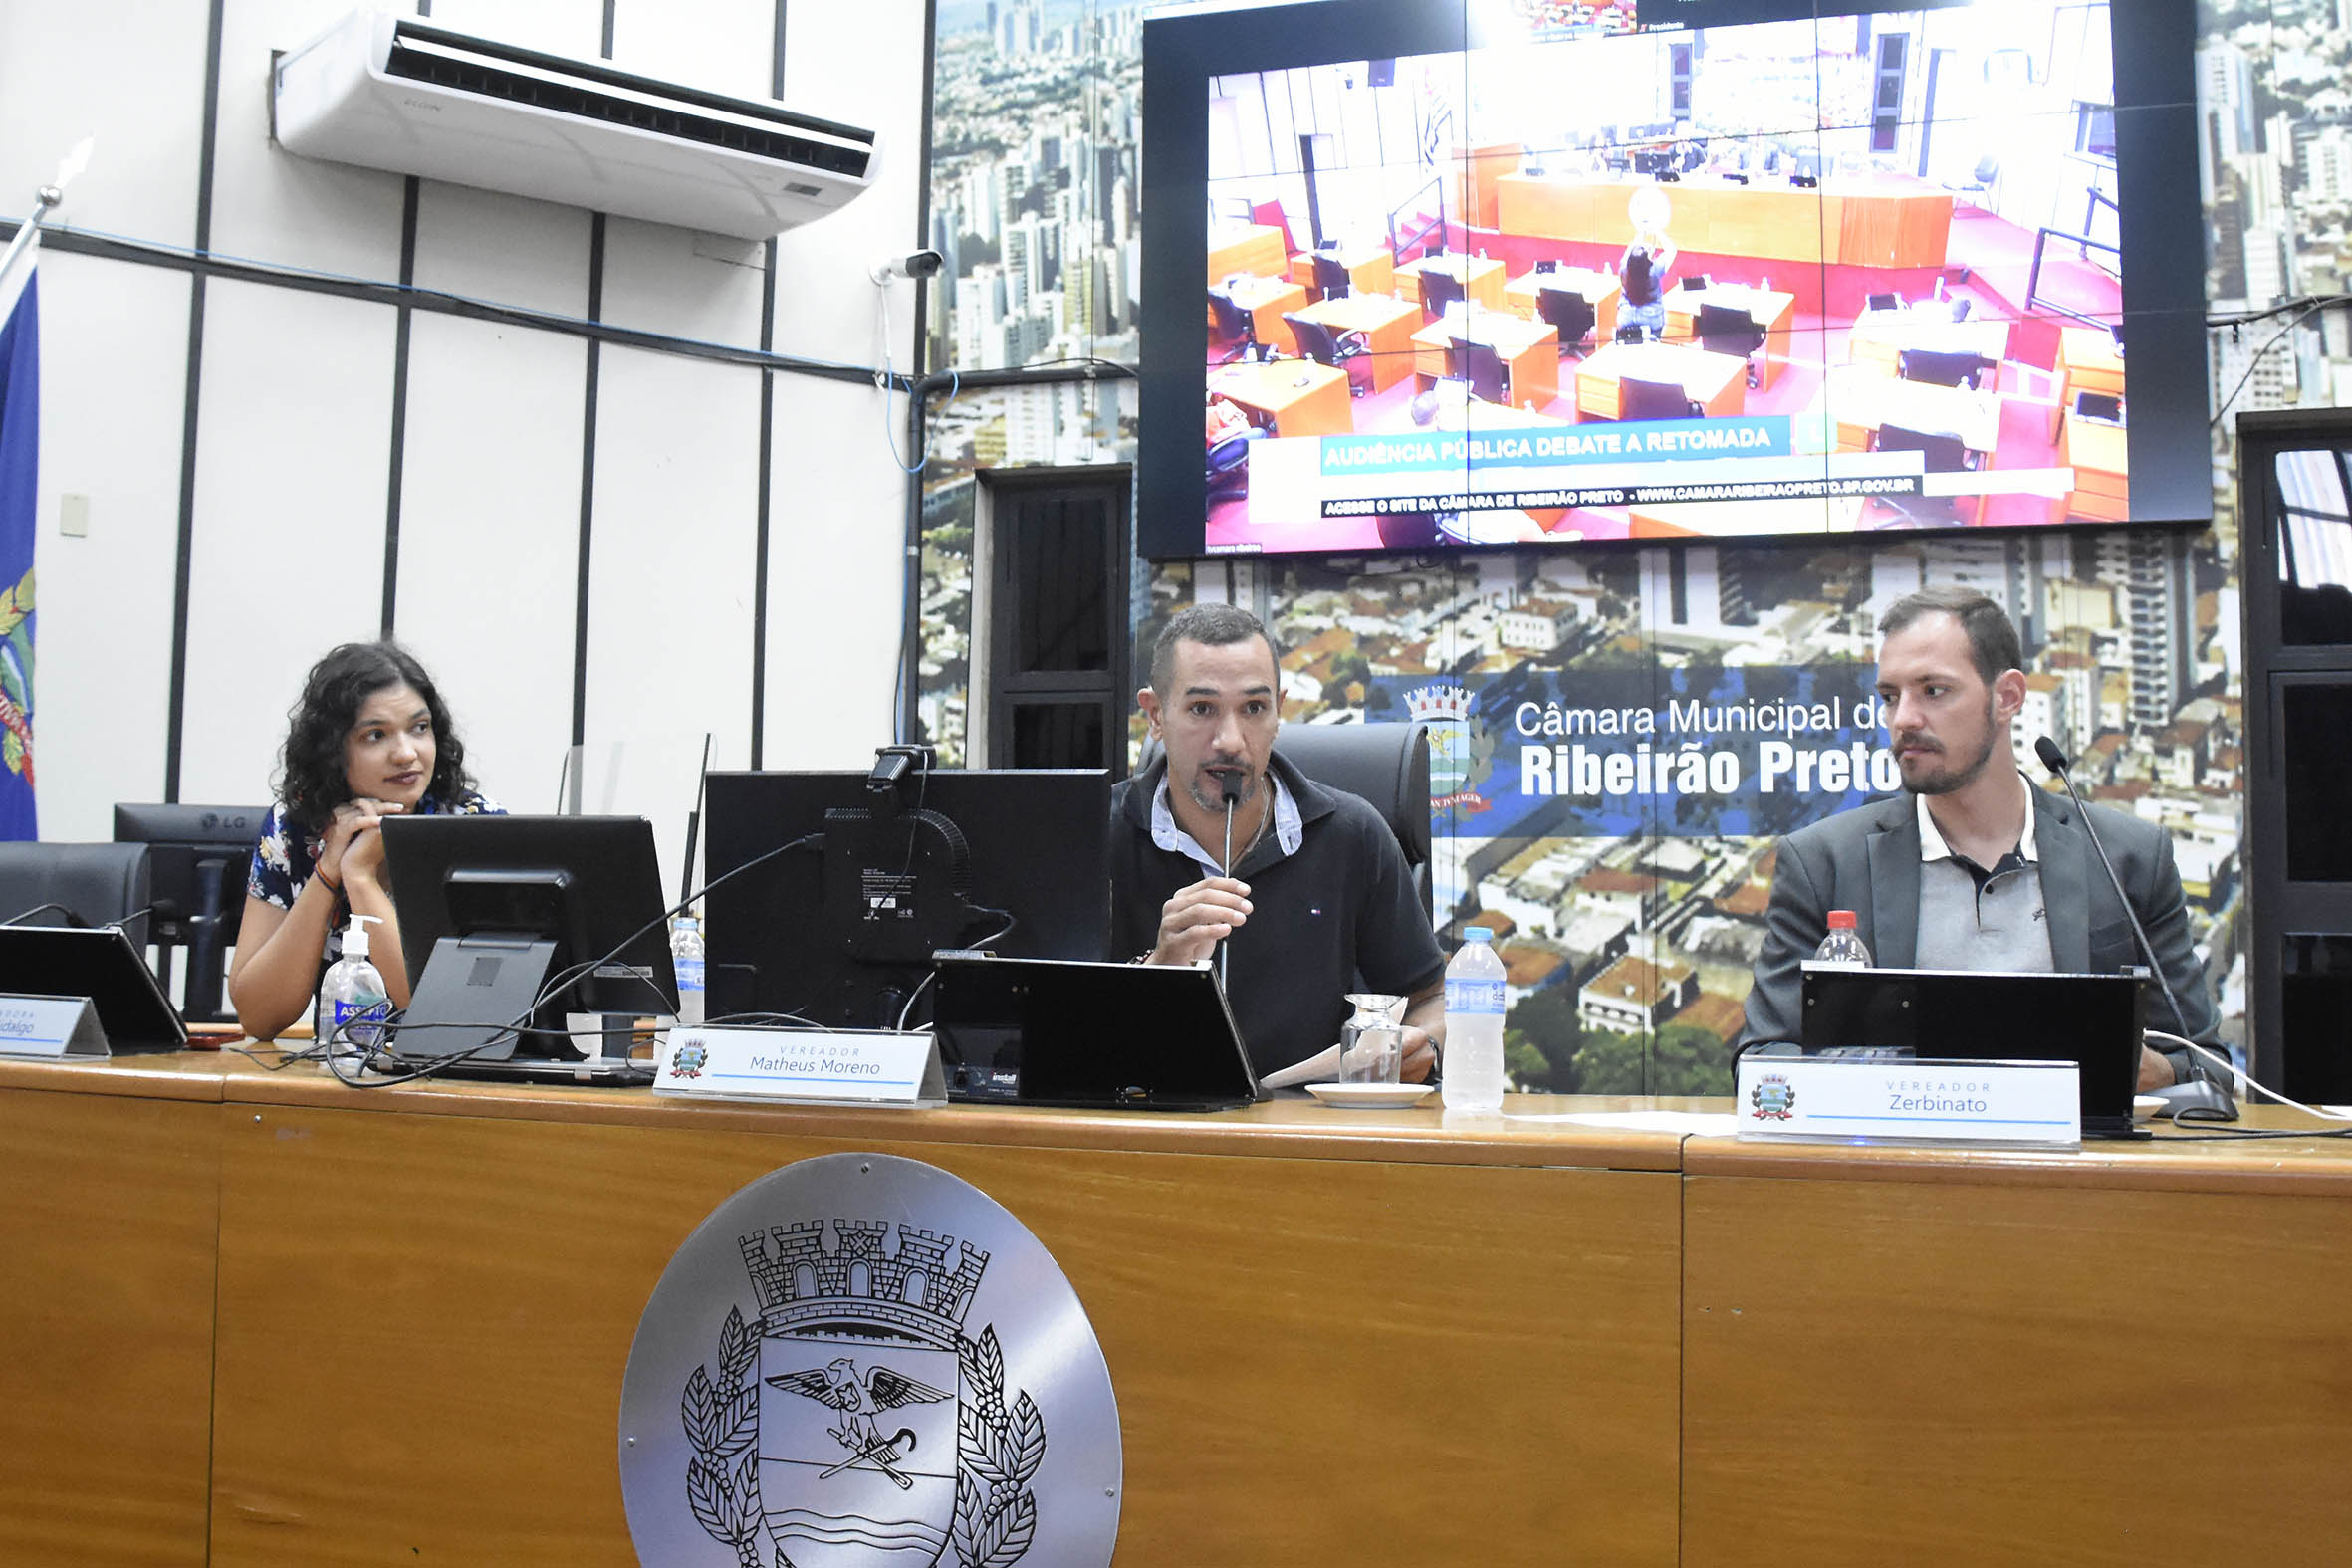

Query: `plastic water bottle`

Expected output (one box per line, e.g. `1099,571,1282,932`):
1443,927,1509,1113
1815,909,1872,967
670,915,707,1026
316,913,389,1074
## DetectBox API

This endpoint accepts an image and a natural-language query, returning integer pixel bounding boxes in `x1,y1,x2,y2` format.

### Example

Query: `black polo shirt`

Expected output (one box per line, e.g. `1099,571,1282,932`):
1108,753,1447,1076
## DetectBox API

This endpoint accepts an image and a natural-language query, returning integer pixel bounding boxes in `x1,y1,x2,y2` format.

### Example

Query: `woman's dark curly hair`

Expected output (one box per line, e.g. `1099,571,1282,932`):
277,641,474,835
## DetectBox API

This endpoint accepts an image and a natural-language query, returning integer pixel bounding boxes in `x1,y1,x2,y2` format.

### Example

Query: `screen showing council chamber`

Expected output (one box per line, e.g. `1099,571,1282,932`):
1150,0,2204,557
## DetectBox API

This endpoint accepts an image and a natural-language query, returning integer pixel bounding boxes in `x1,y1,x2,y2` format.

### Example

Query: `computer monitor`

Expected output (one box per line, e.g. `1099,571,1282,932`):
380,814,677,1063
111,801,268,1022
703,767,1111,1032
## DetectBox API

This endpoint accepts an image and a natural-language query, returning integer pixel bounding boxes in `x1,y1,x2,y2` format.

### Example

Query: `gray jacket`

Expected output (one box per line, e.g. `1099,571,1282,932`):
1740,785,2220,1075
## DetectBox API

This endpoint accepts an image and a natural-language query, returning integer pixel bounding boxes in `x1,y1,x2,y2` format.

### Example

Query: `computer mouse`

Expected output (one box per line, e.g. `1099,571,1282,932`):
2146,1077,2239,1123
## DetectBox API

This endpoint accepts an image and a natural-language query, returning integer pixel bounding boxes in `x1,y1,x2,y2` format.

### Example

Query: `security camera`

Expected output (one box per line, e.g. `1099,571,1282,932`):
871,249,945,284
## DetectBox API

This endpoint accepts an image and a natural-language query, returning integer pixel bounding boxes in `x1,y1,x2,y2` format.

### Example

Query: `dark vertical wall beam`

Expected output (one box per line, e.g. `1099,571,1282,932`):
752,0,787,768
380,176,420,636
162,0,227,802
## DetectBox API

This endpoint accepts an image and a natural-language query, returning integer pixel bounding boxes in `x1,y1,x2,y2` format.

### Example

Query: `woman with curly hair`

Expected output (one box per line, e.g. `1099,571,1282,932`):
229,641,500,1038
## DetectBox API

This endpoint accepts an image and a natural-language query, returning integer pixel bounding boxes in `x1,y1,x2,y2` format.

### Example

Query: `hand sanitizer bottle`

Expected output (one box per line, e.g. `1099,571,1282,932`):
317,912,389,1075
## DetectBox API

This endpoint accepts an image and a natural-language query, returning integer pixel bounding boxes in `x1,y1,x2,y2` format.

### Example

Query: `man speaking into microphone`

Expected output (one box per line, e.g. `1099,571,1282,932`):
1110,603,1446,1081
1740,587,2219,1089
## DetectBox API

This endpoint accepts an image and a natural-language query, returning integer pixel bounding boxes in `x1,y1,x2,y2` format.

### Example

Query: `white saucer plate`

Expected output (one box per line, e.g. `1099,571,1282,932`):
1303,1081,1438,1108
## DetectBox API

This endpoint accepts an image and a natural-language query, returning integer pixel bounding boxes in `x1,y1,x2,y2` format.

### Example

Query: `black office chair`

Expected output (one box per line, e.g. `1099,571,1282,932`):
1448,337,1509,405
0,842,155,949
1311,253,1352,302
1136,722,1434,918
1620,374,1701,421
1533,258,1559,275
1679,274,1710,292
1206,429,1261,502
1285,313,1374,396
1897,347,1993,390
1422,268,1465,316
1872,422,1979,526
1696,302,1767,387
1865,291,1902,313
1535,285,1596,358
1207,289,1264,363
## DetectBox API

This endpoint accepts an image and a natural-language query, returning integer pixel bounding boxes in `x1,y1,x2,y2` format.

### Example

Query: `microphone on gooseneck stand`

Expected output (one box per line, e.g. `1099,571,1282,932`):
1219,784,1236,993
2033,736,2193,1041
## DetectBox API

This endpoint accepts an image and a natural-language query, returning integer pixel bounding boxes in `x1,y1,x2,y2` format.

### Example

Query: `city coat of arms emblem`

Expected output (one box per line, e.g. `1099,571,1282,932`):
619,1154,1120,1568
1750,1072,1796,1120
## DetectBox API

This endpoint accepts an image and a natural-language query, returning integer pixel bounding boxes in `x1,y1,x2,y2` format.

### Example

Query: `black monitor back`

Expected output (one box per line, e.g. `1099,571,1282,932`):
704,769,1110,1030
381,814,677,1026
1799,965,2143,1129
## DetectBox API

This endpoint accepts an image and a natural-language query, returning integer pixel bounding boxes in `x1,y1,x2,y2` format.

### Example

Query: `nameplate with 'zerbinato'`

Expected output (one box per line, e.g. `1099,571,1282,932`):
1736,1055,2080,1146
654,1025,947,1108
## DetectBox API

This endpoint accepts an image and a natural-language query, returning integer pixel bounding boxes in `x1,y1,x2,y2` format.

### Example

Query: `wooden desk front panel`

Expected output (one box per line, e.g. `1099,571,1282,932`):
210,1104,1682,1568
1497,176,1948,268
1682,1171,2352,1567
0,1084,219,1568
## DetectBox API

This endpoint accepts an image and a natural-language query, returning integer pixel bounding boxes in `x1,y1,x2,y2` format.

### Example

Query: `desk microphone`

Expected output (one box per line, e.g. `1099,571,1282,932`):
1218,783,1237,993
2032,736,2192,1039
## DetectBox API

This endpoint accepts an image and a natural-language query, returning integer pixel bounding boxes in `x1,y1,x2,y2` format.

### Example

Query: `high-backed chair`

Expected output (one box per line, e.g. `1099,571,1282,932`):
1536,285,1596,358
1865,291,1902,313
1620,373,1701,421
1273,722,1434,920
1696,302,1767,386
1448,337,1508,405
0,842,155,947
1421,268,1465,316
1872,422,1980,526
1311,252,1352,302
1207,429,1260,502
1898,346,1993,390
1135,721,1434,919
1679,274,1710,292
1207,288,1262,363
1284,313,1374,395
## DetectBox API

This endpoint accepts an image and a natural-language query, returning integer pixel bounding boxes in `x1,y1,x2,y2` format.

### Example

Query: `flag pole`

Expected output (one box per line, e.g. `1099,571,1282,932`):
0,183,62,301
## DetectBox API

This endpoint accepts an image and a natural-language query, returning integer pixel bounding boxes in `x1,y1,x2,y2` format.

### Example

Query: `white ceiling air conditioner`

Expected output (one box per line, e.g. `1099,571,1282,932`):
272,8,880,240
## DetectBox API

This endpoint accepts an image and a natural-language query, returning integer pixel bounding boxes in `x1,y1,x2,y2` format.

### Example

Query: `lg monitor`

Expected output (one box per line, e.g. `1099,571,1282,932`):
703,767,1111,1032
112,801,268,1021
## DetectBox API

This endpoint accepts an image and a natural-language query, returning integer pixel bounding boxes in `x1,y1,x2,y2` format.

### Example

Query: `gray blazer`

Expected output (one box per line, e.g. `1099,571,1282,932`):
1740,786,2220,1067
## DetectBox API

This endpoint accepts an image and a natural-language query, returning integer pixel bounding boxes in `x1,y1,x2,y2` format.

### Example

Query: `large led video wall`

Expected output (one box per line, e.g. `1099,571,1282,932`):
1138,0,2209,556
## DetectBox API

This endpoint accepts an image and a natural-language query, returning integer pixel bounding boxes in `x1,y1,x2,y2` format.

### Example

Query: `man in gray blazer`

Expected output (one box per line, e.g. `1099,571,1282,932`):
1740,587,2219,1089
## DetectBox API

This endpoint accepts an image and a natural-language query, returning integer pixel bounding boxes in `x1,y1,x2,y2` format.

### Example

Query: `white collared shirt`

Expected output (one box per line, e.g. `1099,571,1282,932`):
1916,769,2040,867
1150,769,1302,877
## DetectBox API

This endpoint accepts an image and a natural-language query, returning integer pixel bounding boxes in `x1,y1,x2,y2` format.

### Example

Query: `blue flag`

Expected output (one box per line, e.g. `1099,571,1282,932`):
0,253,39,838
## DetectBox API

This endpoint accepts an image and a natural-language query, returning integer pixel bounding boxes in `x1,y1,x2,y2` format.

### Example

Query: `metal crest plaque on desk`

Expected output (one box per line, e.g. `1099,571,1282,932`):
619,1153,1121,1567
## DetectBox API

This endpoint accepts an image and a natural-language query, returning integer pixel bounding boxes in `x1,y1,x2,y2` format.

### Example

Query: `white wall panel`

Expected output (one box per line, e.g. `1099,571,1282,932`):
771,0,928,369
762,374,905,770
390,313,587,816
609,0,774,100
178,280,396,805
31,253,192,838
421,0,604,60
209,0,407,280
581,346,760,893
0,1,210,247
598,216,769,344
412,181,593,319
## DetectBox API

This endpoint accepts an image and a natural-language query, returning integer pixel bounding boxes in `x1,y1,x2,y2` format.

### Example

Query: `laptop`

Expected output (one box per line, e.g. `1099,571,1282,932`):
930,953,1263,1111
1798,963,2144,1135
0,925,188,1055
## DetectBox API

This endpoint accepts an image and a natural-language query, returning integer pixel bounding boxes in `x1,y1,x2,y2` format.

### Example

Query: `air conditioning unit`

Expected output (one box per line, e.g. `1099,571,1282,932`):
272,9,880,240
